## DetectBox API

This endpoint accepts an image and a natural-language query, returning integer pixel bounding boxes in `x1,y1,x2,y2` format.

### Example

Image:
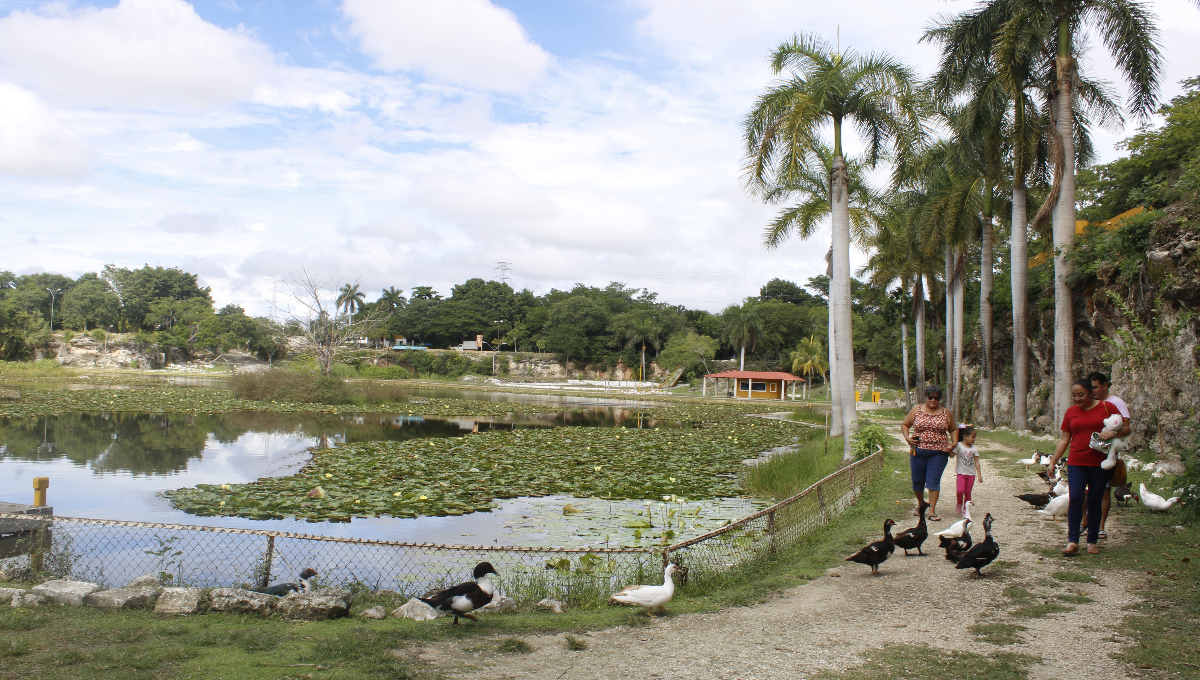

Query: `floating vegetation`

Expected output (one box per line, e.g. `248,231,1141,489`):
163,421,803,522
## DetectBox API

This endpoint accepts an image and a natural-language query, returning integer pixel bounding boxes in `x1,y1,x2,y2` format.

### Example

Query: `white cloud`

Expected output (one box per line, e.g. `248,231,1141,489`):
156,211,226,234
0,0,273,107
342,0,550,92
0,82,93,177
411,166,558,221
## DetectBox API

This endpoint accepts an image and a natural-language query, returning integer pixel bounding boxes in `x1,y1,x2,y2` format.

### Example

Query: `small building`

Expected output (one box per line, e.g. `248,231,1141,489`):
702,370,804,400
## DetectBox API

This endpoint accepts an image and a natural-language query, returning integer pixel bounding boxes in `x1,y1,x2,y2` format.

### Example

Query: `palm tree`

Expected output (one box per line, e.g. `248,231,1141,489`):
622,318,663,383
337,283,366,317
721,303,764,372
743,33,922,458
377,287,407,317
790,335,827,401
938,0,1162,424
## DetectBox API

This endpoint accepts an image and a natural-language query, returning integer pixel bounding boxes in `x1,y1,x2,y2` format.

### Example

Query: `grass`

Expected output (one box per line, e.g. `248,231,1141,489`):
564,634,588,651
1009,602,1074,618
1050,571,1094,583
970,622,1028,646
230,368,414,406
743,431,842,500
496,638,533,654
0,359,73,378
817,644,1035,680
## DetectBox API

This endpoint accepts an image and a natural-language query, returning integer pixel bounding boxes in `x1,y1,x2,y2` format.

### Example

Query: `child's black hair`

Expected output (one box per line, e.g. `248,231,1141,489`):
960,425,976,438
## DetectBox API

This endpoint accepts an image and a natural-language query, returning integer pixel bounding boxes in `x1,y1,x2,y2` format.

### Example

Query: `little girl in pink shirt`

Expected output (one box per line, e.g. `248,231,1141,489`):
953,426,983,515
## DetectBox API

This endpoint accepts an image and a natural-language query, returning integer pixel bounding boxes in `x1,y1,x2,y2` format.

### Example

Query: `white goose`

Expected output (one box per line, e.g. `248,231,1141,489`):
1039,493,1070,520
610,564,677,616
1016,453,1038,468
932,501,974,540
1052,477,1069,497
1139,483,1179,512
1038,454,1053,466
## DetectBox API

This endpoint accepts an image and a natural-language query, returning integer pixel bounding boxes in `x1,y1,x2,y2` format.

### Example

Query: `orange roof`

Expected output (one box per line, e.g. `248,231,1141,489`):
704,370,804,381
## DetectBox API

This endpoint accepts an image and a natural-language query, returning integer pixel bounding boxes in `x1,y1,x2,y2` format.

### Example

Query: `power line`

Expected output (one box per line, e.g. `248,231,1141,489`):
494,261,512,284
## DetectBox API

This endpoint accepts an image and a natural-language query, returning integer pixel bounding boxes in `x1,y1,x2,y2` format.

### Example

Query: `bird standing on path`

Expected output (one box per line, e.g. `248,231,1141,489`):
894,502,929,556
845,519,896,575
955,513,999,578
418,562,498,625
932,501,973,541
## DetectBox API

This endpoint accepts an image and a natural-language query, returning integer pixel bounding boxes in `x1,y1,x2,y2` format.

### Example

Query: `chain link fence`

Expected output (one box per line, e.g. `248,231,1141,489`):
1,448,883,605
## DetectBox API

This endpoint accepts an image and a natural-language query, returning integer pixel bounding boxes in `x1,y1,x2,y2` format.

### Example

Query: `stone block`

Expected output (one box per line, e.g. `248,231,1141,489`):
392,598,438,621
358,605,387,620
0,587,26,602
31,579,101,606
276,588,352,621
12,593,45,607
536,598,565,613
128,574,162,588
209,588,277,616
154,588,204,616
479,595,516,613
84,586,159,611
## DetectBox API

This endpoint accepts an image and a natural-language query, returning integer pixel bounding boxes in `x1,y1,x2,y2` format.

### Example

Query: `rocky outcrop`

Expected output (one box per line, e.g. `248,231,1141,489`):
84,586,159,611
11,593,44,607
275,588,352,621
154,587,204,615
392,598,438,621
358,605,387,620
208,588,277,616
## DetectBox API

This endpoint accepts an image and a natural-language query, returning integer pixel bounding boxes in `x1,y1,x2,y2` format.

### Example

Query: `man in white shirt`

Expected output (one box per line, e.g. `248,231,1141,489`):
1087,371,1131,539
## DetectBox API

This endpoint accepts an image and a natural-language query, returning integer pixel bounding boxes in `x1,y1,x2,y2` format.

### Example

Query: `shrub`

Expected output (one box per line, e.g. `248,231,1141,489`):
62,331,75,342
851,419,891,460
230,369,349,404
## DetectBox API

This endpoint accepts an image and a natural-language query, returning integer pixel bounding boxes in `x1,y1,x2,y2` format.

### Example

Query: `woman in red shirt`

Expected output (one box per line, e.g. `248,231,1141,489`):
1047,378,1121,555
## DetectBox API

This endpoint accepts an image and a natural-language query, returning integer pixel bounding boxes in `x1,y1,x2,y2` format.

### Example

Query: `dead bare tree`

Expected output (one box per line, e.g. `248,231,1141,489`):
285,269,382,376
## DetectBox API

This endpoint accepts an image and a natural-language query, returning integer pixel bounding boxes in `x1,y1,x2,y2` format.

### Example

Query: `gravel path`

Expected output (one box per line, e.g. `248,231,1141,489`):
415,427,1142,679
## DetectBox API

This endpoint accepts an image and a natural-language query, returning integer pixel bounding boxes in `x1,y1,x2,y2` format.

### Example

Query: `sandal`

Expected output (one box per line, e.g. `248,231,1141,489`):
1098,530,1107,540
928,514,942,522
1087,543,1100,554
1062,543,1079,555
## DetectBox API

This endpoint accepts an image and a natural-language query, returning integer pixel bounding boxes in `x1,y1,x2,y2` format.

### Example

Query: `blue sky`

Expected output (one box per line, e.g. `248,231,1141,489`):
1,0,1198,314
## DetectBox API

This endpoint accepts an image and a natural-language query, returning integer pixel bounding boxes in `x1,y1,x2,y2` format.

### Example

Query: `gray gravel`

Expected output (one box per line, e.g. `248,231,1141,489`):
415,428,1143,679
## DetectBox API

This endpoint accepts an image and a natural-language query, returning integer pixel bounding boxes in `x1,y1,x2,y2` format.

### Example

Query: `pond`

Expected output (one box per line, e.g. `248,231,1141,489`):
0,405,772,547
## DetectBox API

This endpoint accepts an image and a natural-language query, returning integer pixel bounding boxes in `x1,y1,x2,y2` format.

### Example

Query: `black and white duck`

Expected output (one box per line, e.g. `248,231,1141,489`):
1014,493,1053,509
955,513,999,578
1113,483,1138,507
845,519,895,575
943,525,973,562
418,562,498,624
893,502,929,556
252,568,317,596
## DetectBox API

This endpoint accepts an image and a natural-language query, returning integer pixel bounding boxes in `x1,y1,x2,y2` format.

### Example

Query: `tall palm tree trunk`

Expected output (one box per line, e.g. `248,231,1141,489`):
1011,179,1029,430
831,155,857,459
901,314,911,411
914,277,925,391
1051,39,1077,427
739,344,745,372
952,248,965,420
944,247,954,399
827,245,843,437
980,193,994,428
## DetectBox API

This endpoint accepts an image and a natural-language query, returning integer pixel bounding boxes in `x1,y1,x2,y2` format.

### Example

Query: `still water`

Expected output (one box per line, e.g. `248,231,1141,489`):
0,403,702,544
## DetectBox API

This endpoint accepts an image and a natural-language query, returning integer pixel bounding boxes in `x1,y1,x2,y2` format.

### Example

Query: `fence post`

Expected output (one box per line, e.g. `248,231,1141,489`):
816,483,827,522
260,535,275,590
767,510,776,555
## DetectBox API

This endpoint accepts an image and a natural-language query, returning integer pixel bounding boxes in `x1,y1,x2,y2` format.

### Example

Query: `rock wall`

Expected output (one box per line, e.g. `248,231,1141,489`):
38,335,180,370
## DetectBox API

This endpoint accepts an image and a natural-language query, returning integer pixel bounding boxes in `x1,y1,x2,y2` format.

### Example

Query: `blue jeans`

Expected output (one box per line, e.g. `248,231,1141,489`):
910,447,950,493
1067,464,1112,544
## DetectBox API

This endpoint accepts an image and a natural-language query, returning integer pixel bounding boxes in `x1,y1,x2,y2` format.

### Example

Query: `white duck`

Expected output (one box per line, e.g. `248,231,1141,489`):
1016,453,1038,468
1052,477,1069,497
1038,454,1053,466
610,564,677,616
1039,494,1070,520
1138,483,1179,512
932,501,974,540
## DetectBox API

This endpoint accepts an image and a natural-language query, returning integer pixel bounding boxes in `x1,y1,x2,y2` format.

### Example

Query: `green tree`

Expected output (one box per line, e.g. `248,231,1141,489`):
658,331,718,378
377,287,407,317
790,335,827,400
102,264,212,331
721,303,764,372
337,283,366,316
743,33,921,457
547,325,588,368
60,279,120,331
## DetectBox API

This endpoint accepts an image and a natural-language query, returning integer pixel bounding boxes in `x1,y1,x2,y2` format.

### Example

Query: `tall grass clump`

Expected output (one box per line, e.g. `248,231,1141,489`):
230,368,409,406
0,359,72,377
743,433,842,501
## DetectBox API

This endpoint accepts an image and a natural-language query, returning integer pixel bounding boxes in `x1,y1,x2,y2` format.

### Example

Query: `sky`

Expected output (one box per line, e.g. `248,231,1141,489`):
1,0,1198,315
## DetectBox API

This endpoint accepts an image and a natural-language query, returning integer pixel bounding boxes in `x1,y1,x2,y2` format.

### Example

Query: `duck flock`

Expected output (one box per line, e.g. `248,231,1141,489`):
845,500,999,578
1013,453,1181,516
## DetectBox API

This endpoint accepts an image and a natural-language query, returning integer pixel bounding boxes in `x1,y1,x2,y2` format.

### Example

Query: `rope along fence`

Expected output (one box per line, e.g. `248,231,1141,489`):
0,448,884,604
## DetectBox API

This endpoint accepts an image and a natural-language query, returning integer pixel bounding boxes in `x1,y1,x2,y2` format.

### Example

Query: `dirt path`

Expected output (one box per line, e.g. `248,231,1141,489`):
416,427,1142,679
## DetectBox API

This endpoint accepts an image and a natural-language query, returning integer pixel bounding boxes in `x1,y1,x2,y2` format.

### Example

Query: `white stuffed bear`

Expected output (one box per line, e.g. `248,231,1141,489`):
1088,412,1126,470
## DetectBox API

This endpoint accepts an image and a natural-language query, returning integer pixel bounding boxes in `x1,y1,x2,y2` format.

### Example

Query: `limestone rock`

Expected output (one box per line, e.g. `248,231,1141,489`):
536,598,565,614
31,579,101,606
128,574,162,588
154,587,204,616
0,587,26,602
479,595,516,613
209,588,278,616
358,605,387,620
12,593,45,607
276,588,352,621
392,598,438,621
84,586,158,611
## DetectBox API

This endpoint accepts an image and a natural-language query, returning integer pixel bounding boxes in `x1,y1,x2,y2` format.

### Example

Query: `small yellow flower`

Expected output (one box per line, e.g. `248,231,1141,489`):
219,500,225,506
393,492,402,497
669,477,676,482
419,495,428,500
594,466,602,472
325,473,333,479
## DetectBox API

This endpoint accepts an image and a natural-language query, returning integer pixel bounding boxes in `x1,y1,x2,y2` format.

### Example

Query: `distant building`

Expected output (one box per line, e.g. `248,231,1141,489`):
702,370,803,400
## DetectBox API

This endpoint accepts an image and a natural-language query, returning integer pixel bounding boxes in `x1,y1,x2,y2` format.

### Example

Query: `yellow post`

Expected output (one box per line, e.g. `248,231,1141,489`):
855,391,861,402
32,477,48,507
872,391,881,403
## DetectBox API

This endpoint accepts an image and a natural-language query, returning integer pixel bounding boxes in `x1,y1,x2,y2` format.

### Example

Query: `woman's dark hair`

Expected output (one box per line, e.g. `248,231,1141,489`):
924,385,944,400
1071,378,1094,393
960,425,976,438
